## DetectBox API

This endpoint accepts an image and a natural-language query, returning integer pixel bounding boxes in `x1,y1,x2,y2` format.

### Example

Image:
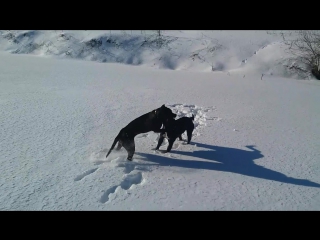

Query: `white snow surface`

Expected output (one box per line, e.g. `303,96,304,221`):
1,30,320,210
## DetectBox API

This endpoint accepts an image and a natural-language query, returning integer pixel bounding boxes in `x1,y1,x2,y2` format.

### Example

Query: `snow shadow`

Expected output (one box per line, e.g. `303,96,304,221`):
136,143,320,188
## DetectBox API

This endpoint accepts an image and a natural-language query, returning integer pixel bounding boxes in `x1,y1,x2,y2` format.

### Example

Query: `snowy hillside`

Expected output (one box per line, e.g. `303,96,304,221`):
0,30,313,80
1,31,320,210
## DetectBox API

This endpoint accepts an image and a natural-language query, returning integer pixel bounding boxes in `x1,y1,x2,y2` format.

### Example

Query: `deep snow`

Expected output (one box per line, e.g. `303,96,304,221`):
1,31,320,210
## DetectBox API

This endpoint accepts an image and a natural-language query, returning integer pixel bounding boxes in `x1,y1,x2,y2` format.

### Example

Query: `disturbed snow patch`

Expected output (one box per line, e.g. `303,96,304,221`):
167,103,216,138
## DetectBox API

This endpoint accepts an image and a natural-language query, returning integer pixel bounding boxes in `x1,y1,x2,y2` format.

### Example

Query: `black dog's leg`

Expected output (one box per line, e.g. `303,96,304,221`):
166,138,176,152
178,134,183,141
123,138,135,161
153,128,165,133
116,140,123,150
187,129,193,144
155,134,165,150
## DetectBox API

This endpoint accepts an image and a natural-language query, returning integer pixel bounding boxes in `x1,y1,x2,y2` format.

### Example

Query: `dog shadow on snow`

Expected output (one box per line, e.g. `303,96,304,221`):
136,142,320,188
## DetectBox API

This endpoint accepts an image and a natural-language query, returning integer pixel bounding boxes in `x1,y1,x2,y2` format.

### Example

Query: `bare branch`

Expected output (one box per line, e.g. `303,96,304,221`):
282,31,320,79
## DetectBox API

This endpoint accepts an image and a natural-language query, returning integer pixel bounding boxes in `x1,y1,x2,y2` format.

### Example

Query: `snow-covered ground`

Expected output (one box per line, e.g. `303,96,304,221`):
1,31,320,210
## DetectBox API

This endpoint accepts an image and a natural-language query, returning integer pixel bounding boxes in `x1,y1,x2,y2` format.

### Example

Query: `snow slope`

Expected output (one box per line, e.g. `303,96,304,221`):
0,30,312,79
1,31,320,210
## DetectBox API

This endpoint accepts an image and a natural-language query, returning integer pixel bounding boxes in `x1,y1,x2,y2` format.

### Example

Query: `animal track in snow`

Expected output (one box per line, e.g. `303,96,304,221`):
112,160,136,174
120,172,143,190
100,186,118,203
100,172,144,203
87,149,145,204
74,168,98,181
166,103,217,140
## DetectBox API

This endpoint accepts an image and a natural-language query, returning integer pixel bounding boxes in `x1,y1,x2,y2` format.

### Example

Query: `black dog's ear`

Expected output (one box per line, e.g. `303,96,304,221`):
161,104,165,108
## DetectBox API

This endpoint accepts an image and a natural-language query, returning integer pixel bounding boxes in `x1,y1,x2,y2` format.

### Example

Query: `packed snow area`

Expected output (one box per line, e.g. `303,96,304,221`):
1,30,320,210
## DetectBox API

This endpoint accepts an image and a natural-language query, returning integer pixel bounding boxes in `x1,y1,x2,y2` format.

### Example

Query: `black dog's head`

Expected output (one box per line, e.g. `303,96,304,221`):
162,116,176,133
157,104,176,122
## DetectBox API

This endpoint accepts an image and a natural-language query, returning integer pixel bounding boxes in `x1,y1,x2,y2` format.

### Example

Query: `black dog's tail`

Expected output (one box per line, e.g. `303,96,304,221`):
106,129,122,159
191,114,195,121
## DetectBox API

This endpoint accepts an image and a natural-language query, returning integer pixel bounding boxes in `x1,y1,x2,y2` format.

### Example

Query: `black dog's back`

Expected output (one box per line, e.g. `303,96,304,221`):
172,115,195,135
106,104,176,161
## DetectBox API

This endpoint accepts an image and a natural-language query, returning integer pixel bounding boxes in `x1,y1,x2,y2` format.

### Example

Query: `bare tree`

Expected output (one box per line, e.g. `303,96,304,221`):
283,30,320,80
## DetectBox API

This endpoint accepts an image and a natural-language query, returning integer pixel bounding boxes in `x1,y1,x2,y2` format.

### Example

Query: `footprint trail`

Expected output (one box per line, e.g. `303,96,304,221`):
100,171,144,203
74,168,98,181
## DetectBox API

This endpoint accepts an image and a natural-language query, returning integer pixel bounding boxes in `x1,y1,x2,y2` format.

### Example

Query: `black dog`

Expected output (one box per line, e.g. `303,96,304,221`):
106,104,176,161
156,114,195,152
